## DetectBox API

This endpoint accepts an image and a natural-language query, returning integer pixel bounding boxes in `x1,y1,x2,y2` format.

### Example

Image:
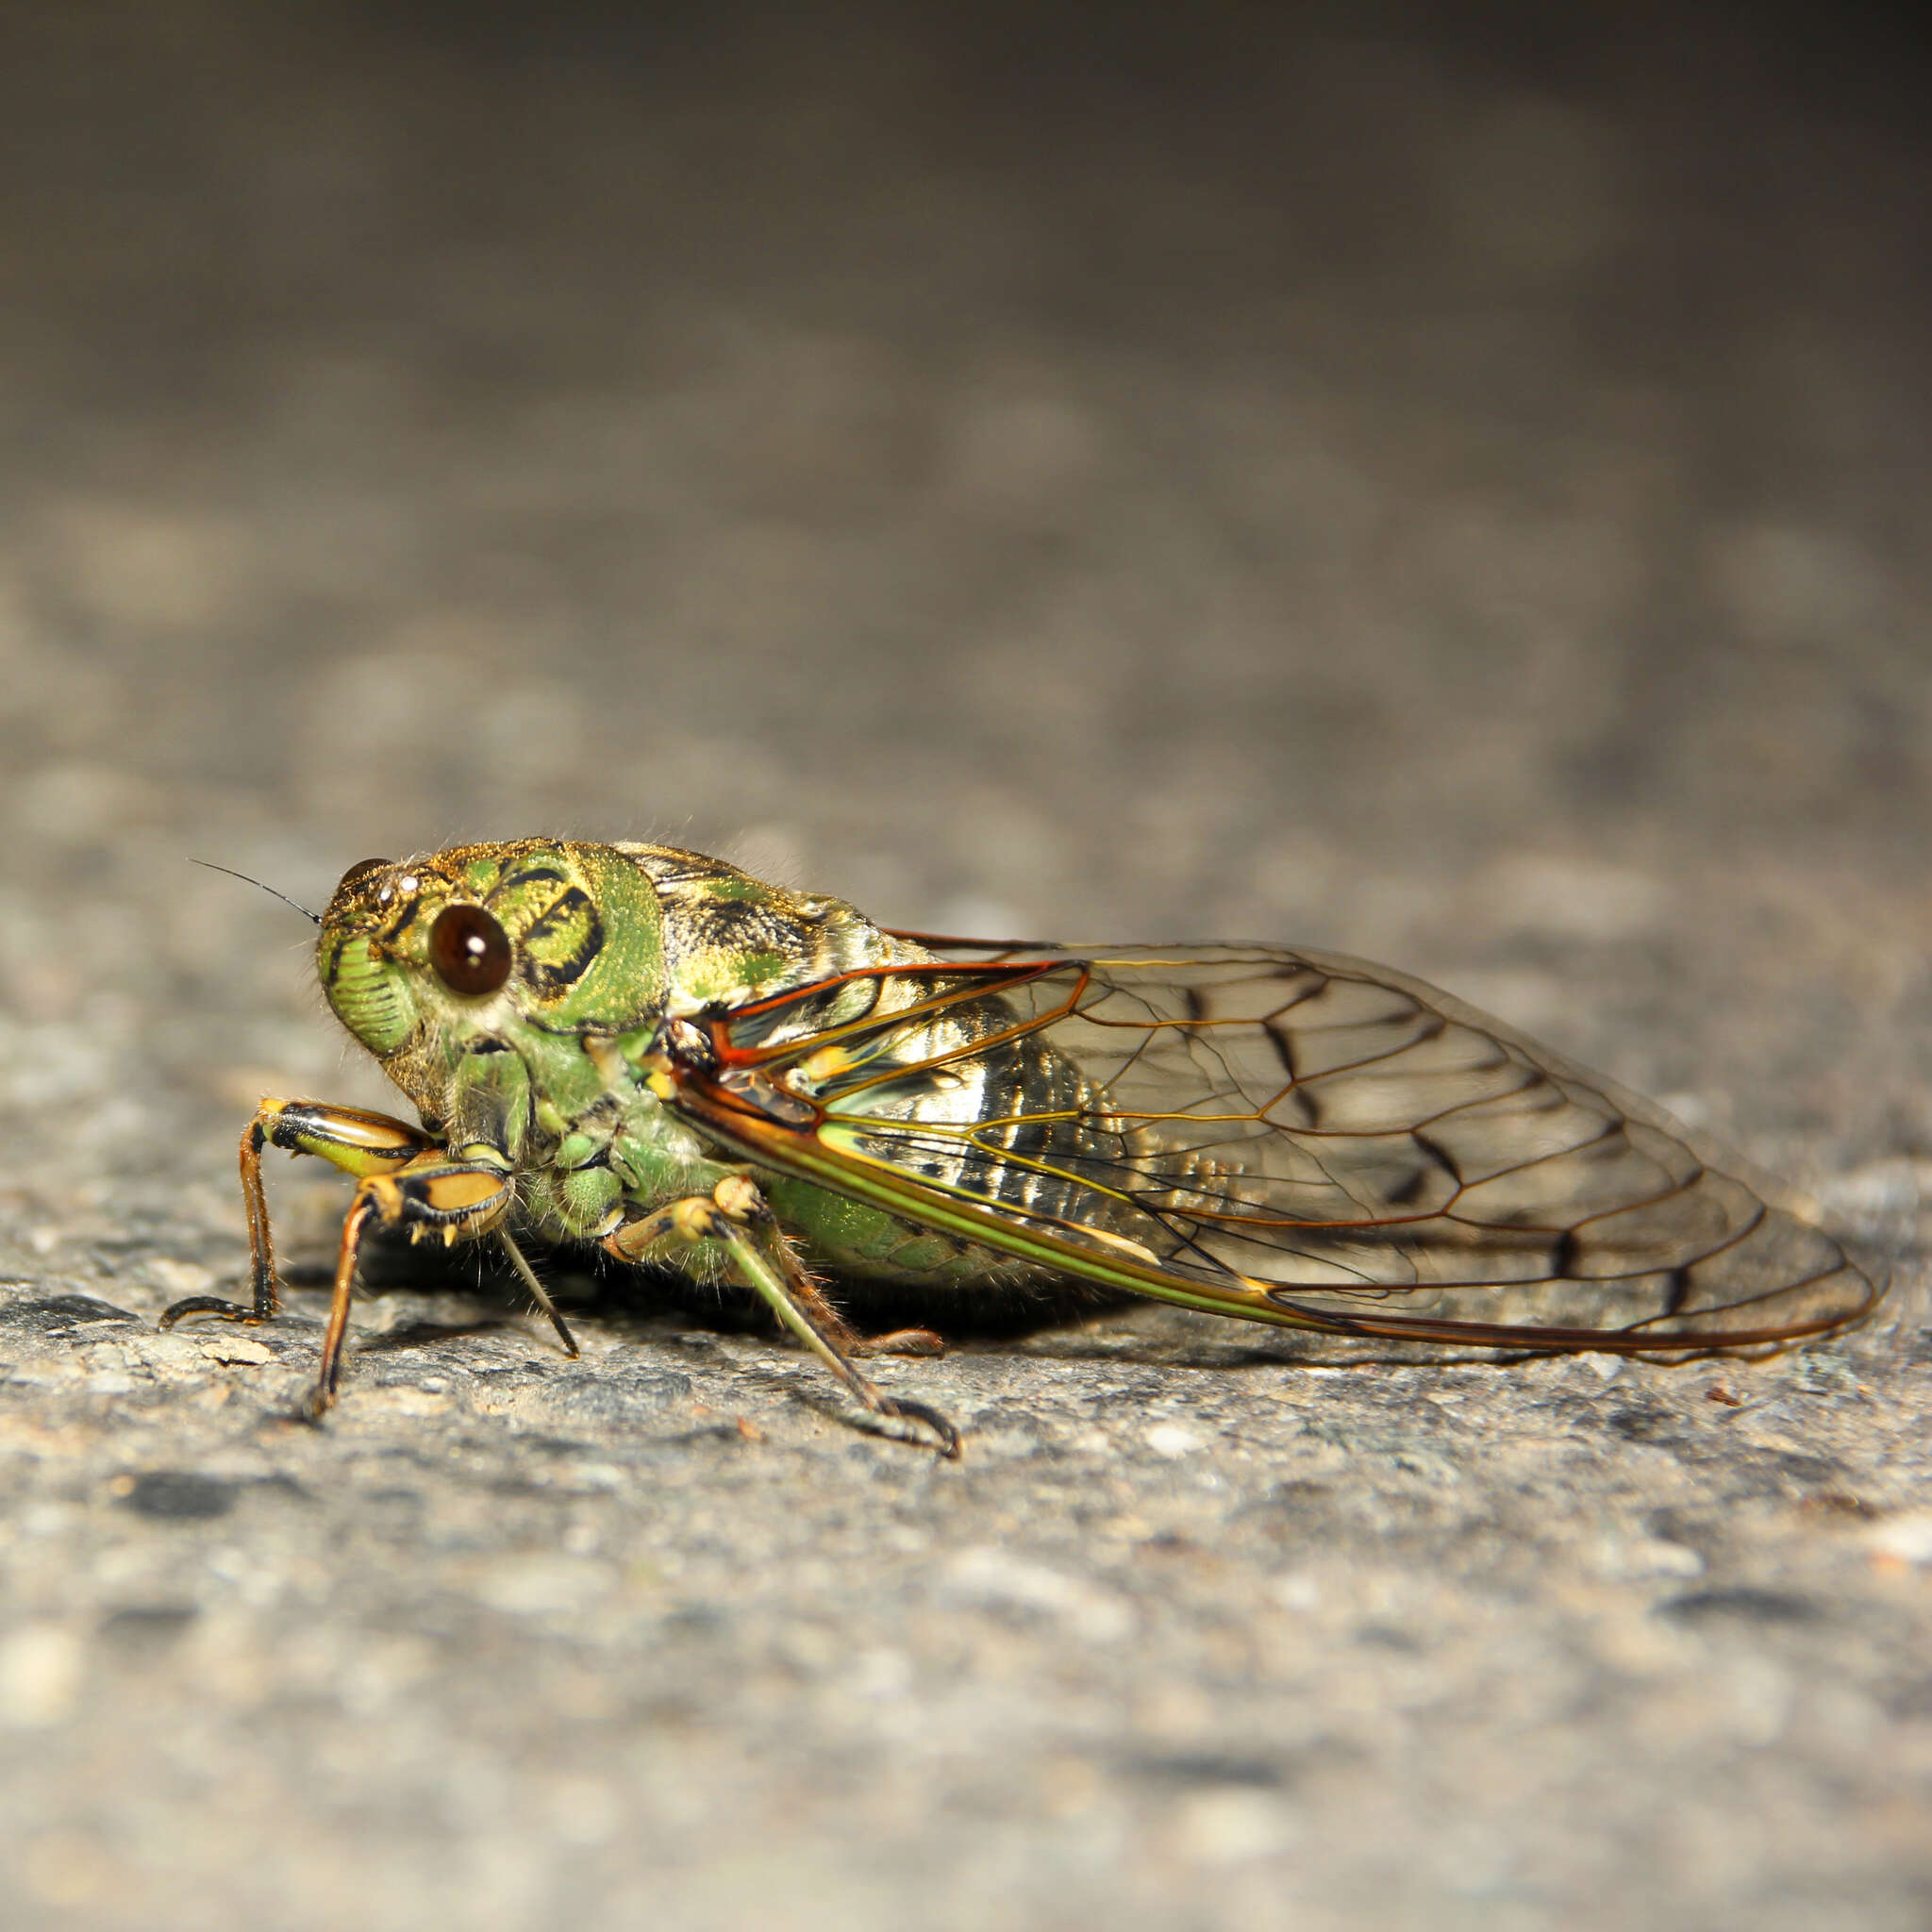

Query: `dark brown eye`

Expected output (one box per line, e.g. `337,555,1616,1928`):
336,858,390,893
429,904,512,996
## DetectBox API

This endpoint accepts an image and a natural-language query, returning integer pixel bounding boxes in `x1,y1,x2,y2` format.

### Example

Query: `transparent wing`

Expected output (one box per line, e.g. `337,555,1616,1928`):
657,941,1881,1350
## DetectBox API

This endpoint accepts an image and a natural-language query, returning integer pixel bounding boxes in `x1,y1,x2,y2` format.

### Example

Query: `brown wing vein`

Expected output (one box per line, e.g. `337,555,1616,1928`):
685,942,1881,1347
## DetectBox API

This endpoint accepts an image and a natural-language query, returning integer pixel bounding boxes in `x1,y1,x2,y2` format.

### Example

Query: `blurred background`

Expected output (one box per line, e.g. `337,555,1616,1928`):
2,7,1930,1929
3,0,1929,1182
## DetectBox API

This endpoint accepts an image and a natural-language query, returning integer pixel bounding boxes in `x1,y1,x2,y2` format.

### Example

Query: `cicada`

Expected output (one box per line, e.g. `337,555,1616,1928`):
164,841,1883,1454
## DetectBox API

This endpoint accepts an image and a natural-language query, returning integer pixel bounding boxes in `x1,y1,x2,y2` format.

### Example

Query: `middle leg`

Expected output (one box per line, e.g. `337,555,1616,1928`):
604,1176,960,1456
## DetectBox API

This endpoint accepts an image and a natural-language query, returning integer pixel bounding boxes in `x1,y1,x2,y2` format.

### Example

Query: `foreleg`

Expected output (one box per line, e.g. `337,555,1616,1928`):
163,1097,547,1415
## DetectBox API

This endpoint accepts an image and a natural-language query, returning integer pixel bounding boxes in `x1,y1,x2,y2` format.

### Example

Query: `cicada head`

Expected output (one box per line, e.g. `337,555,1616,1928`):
316,841,668,1096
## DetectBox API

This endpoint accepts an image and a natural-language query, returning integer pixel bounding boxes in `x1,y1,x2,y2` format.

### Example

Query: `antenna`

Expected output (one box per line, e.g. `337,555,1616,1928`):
190,859,322,925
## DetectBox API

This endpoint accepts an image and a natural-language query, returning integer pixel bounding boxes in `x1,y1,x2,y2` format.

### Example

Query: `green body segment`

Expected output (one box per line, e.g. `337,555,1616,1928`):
317,840,1029,1292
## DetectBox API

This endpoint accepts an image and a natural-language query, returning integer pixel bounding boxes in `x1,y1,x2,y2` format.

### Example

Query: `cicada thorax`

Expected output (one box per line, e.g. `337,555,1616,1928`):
615,843,885,1013
597,851,1113,1285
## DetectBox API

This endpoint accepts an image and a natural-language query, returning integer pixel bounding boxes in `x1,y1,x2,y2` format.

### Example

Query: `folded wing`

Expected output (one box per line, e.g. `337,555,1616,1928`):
662,941,1881,1349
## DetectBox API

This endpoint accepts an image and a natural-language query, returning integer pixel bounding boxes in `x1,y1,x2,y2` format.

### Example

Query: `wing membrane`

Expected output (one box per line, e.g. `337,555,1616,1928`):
660,942,1880,1350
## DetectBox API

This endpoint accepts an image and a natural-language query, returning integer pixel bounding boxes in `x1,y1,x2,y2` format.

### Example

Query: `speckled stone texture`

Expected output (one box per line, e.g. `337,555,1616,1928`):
0,6,1928,1928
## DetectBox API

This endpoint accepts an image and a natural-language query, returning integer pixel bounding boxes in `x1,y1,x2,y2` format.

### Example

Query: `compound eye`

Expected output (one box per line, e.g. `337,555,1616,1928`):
429,903,512,997
336,858,390,893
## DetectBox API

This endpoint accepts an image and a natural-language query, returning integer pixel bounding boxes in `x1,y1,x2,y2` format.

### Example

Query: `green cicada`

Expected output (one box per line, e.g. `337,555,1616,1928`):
164,841,1883,1454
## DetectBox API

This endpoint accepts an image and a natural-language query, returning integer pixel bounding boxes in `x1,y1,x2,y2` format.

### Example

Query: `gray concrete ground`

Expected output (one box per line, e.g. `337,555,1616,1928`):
1,5,1928,1927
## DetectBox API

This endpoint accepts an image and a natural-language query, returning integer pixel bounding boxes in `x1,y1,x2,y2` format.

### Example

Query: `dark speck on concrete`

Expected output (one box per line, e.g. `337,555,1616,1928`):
97,1606,201,1650
116,1473,239,1521
1657,1589,1824,1626
0,1295,141,1332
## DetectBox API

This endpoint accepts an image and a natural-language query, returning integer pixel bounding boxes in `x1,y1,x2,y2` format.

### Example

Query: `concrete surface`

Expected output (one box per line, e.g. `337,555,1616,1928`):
0,5,1928,1927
